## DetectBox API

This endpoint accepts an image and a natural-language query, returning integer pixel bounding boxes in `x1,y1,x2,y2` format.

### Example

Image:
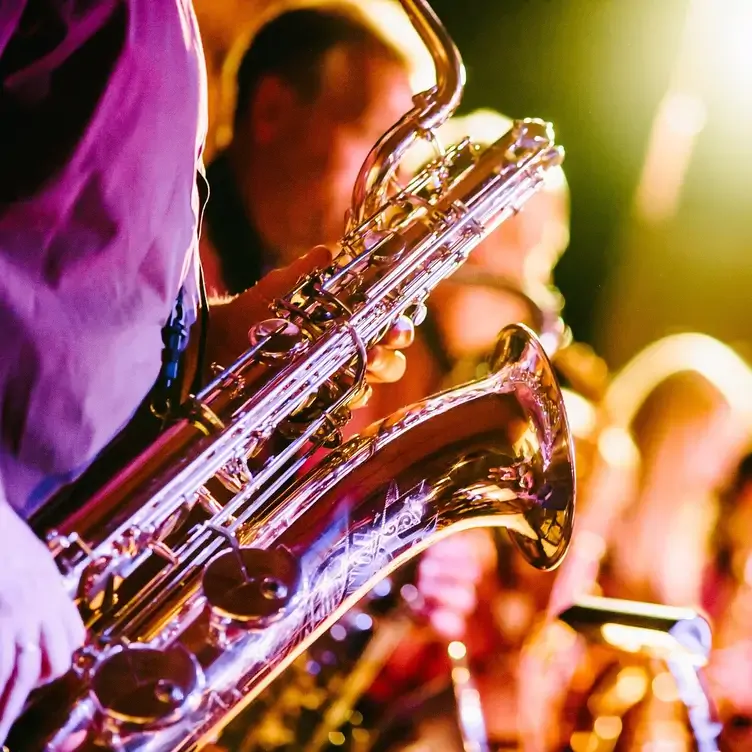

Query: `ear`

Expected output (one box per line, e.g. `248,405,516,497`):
244,75,300,146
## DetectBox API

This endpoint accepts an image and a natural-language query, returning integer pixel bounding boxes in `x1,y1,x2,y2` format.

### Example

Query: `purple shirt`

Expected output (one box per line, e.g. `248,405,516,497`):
0,0,207,518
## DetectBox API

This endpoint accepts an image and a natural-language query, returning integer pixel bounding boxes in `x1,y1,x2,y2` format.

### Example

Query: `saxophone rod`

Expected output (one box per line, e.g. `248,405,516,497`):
349,0,464,224
448,640,490,752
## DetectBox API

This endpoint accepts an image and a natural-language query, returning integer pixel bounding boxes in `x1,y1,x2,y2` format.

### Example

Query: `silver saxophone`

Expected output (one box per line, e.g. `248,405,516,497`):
9,1,572,750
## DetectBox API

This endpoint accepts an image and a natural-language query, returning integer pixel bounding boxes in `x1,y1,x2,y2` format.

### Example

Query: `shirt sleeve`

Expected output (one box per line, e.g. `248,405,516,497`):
0,1,26,60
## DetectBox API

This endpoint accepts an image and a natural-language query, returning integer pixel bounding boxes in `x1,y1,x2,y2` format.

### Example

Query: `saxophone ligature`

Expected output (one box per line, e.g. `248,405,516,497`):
10,2,572,750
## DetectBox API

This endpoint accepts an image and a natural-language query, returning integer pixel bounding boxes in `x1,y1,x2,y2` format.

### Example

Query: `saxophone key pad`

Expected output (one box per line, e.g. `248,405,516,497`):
202,546,301,628
90,644,203,729
248,318,309,364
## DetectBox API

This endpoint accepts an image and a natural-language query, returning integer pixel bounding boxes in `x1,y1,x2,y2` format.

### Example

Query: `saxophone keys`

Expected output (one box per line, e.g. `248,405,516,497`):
248,318,309,365
202,546,302,648
404,300,428,326
364,230,406,264
90,643,204,737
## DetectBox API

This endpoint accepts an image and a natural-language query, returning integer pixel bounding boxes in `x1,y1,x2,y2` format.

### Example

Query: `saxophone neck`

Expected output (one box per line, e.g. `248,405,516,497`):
348,0,465,227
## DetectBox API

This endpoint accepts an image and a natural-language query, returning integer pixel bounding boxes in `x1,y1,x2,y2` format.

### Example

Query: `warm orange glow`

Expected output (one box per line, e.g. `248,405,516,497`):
633,91,706,223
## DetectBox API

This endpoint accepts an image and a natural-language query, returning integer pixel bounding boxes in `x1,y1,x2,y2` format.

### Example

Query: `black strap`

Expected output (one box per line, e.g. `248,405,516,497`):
151,166,212,419
190,261,210,397
150,287,190,422
190,164,212,397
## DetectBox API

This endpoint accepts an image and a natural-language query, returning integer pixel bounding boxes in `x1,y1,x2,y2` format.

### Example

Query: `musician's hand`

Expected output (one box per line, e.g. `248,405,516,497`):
416,529,498,639
0,500,86,744
206,245,414,390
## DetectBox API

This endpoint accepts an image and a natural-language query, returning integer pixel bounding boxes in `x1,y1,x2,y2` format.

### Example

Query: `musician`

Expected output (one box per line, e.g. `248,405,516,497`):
703,451,752,748
550,344,752,614
199,4,417,298
0,1,413,742
515,340,752,752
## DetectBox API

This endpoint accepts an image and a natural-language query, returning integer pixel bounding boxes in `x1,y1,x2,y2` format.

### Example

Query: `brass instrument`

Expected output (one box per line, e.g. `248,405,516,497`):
221,257,587,752
9,2,573,749
556,596,720,752
534,334,752,752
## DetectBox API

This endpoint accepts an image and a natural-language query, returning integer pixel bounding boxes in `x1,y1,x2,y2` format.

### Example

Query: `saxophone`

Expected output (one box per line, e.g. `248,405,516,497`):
8,2,572,750
555,596,721,752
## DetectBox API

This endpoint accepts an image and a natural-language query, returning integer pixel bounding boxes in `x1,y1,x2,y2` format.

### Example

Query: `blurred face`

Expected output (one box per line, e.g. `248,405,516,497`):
243,43,413,257
429,186,569,358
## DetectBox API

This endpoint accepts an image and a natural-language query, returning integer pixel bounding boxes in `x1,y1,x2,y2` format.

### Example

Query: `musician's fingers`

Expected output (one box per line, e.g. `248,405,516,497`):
210,245,334,367
0,638,42,744
348,383,373,410
250,245,333,308
59,592,86,653
378,316,415,351
365,346,406,384
37,621,74,686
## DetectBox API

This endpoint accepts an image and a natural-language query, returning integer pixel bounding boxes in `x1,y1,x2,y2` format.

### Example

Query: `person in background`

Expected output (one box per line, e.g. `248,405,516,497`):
516,334,752,752
702,451,752,749
551,334,752,613
199,4,417,299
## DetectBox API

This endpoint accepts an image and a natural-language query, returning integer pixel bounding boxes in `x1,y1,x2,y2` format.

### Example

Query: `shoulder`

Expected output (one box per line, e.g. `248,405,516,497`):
1,0,205,202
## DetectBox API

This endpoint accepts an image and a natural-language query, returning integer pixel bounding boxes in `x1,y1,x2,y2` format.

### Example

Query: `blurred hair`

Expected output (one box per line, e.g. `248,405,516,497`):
630,370,730,481
232,2,425,131
712,448,752,576
594,335,752,604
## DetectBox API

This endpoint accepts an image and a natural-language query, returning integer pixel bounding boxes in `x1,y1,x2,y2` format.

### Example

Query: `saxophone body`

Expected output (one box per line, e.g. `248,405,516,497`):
15,325,574,752
10,2,572,750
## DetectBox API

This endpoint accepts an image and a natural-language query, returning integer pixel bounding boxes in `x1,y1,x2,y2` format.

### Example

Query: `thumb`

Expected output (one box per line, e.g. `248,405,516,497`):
205,245,333,368
247,245,333,313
